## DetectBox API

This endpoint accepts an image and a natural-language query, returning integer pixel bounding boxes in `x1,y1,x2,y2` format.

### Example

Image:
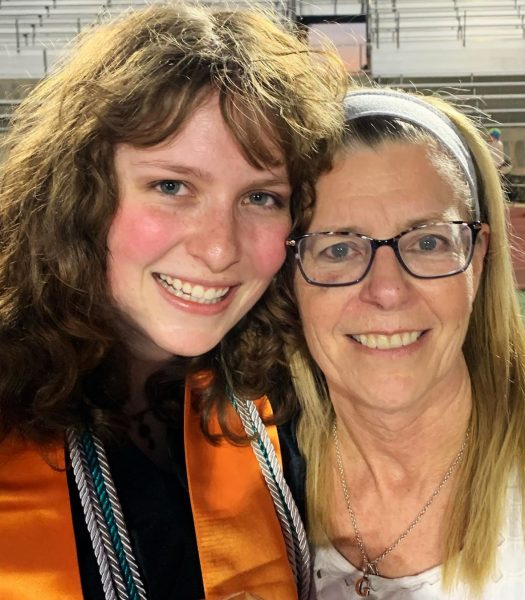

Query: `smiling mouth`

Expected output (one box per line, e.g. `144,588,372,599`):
350,331,424,350
155,273,231,304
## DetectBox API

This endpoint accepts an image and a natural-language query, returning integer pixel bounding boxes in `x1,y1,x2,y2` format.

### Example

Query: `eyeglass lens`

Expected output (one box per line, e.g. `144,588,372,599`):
297,222,474,285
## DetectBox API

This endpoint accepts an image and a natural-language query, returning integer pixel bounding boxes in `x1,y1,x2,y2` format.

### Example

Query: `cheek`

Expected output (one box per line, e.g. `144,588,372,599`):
424,274,476,329
247,221,291,278
107,204,179,265
295,279,330,346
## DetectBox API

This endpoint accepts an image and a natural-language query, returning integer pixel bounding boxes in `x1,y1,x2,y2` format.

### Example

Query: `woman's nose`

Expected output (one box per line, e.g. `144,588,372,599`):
358,246,412,309
185,206,242,273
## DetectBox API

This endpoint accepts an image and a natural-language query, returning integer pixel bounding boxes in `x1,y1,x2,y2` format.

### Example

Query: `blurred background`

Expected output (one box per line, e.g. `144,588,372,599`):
1,0,525,296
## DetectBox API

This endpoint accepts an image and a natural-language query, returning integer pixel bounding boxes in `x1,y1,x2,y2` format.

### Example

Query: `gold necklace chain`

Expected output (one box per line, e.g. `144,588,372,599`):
332,421,470,597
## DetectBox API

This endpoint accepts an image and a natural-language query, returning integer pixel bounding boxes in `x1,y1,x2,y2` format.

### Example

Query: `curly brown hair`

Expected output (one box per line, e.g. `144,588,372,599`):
0,3,347,444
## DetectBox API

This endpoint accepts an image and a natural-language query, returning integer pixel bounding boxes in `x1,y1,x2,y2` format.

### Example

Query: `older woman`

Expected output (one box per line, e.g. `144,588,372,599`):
278,88,525,598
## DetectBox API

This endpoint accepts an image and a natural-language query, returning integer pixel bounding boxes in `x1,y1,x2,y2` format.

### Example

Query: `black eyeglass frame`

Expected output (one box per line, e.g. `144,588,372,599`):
286,220,484,287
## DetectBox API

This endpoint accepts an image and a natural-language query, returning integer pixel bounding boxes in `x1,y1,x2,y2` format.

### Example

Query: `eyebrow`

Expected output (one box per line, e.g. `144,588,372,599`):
131,160,290,187
318,210,458,234
404,210,457,227
132,161,213,183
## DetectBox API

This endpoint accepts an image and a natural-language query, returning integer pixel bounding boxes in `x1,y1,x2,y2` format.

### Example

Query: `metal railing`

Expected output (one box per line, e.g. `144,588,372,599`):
0,0,369,76
3,18,83,53
0,0,306,57
0,0,110,55
371,73,525,128
370,7,525,48
295,0,368,14
370,0,525,10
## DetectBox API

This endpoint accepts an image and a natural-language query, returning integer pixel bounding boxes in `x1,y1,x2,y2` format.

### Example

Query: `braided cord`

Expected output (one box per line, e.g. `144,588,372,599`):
243,399,311,597
67,429,119,600
233,397,298,581
90,435,148,600
67,429,147,600
68,405,309,600
230,393,311,600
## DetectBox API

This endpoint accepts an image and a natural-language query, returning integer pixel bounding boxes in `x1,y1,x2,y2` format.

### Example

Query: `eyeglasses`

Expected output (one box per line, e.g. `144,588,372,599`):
286,221,483,287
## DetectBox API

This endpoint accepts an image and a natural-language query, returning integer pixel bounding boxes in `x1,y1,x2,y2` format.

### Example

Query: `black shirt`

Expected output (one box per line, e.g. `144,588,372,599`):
68,416,305,600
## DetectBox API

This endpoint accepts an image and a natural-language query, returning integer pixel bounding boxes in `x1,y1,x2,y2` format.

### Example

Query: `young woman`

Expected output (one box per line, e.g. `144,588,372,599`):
0,5,346,599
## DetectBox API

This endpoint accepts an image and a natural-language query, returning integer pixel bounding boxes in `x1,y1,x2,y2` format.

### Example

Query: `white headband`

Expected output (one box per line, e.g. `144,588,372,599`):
344,89,480,220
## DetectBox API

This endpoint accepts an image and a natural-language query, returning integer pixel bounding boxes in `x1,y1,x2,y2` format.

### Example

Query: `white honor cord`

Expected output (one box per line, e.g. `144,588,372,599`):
231,394,312,600
67,428,148,600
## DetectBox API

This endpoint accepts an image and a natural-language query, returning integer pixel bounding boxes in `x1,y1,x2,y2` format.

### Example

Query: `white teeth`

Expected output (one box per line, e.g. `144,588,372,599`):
390,333,402,347
401,332,414,346
203,288,217,300
376,334,389,349
359,334,374,349
156,274,230,304
351,331,422,350
192,285,204,299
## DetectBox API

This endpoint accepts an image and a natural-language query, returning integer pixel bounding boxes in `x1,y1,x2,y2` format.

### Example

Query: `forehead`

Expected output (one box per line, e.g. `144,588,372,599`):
114,94,288,178
312,141,464,232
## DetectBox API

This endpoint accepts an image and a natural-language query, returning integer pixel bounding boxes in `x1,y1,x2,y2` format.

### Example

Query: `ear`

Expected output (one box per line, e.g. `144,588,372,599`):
472,223,490,294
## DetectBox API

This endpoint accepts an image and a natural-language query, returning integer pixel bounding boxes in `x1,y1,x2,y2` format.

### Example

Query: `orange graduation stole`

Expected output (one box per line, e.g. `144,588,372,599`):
0,436,83,600
0,390,297,600
184,381,298,600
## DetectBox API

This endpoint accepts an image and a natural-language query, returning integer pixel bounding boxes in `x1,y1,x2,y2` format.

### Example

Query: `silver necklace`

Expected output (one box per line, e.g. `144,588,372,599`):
332,421,470,598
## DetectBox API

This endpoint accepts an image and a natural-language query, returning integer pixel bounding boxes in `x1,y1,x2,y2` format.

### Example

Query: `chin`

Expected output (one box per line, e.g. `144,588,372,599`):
156,335,222,359
126,332,221,364
361,381,418,407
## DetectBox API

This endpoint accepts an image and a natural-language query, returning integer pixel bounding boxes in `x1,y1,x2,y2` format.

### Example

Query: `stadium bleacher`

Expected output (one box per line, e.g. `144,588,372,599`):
1,0,525,284
370,0,525,75
1,1,524,182
371,1,525,47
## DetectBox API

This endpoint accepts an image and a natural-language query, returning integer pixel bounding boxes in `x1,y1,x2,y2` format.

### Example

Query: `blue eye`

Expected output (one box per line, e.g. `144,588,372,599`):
156,180,184,195
247,192,279,207
327,243,350,259
418,235,438,251
318,242,359,262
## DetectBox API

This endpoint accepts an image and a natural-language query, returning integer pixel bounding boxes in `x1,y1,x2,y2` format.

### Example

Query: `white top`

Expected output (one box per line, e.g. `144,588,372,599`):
314,479,525,599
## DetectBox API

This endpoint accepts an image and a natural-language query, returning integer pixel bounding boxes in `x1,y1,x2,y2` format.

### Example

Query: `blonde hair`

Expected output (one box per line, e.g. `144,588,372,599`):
286,88,525,593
